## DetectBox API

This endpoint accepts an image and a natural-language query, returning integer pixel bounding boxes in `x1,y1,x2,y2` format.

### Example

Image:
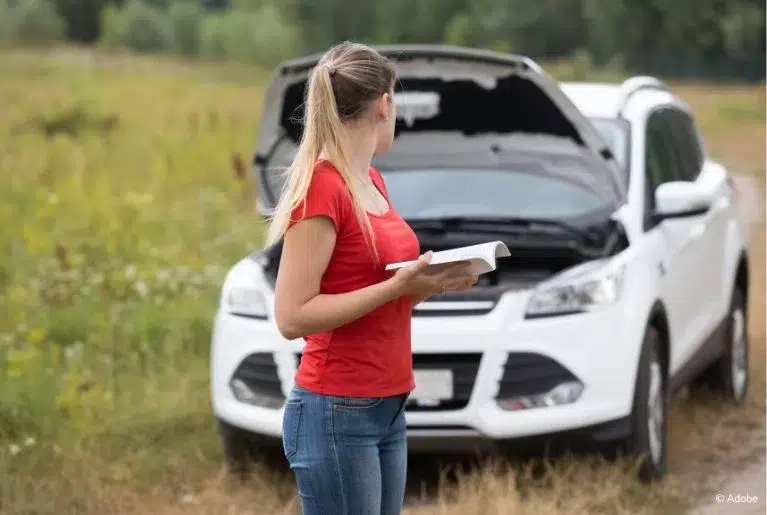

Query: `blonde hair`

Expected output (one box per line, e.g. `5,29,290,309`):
265,42,397,255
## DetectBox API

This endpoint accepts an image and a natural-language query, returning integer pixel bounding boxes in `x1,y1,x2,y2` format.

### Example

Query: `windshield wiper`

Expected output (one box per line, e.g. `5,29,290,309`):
406,216,619,259
406,216,593,241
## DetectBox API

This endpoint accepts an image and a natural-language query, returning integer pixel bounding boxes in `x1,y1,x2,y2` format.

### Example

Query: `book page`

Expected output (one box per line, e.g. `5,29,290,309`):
429,243,492,265
385,241,510,276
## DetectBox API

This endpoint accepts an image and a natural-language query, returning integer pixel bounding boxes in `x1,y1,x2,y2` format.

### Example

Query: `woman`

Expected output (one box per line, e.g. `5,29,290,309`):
267,41,477,515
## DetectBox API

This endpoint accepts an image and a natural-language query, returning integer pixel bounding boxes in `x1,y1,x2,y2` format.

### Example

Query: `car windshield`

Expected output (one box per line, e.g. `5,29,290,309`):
379,168,609,221
262,117,631,211
589,117,630,172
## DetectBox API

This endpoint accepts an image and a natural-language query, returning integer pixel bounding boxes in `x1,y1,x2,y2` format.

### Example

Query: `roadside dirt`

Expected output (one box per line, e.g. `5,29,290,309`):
729,174,763,237
692,460,765,515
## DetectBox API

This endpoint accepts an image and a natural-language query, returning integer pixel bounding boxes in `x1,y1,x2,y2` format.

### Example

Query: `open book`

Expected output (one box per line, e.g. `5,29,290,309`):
385,241,511,277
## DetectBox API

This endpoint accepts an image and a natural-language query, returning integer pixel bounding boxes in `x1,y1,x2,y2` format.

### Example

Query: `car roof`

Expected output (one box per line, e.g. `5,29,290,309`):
560,78,677,120
560,82,625,119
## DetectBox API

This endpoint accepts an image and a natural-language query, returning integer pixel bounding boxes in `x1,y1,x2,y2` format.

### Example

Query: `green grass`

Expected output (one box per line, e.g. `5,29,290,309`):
0,47,266,443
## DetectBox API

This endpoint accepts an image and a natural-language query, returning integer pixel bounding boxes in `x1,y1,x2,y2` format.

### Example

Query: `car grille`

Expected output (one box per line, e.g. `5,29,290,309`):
495,352,578,399
412,291,499,317
412,301,497,317
408,353,482,412
231,352,284,401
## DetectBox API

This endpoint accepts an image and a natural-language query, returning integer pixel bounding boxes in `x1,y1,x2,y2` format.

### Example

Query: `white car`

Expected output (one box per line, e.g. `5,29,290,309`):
210,45,750,482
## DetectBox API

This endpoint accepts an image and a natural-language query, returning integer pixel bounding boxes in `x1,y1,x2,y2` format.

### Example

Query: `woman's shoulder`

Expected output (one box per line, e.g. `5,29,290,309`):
288,161,351,230
305,160,351,205
312,159,346,186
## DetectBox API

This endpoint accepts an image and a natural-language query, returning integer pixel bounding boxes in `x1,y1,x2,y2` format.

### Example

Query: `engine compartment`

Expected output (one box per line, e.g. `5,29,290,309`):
414,218,628,300
257,216,629,301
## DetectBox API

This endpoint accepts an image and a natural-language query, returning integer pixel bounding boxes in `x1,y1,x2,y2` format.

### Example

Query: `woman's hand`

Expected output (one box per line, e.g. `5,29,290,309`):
410,274,478,305
390,251,478,302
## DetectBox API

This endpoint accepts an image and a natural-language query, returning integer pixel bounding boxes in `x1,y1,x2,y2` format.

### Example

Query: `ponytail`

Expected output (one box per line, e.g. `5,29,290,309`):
265,61,378,259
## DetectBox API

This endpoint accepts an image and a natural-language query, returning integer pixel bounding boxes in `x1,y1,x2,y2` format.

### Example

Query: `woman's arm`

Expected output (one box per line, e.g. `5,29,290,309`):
273,215,403,340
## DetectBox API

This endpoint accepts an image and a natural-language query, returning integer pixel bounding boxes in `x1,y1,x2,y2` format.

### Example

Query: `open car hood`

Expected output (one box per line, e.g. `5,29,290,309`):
252,45,627,215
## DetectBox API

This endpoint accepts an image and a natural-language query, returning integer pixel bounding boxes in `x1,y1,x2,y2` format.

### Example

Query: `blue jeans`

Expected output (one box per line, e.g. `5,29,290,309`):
282,385,409,515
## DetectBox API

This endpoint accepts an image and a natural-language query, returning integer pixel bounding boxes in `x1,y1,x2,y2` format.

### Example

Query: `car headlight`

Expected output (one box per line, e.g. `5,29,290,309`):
525,264,625,318
225,286,268,319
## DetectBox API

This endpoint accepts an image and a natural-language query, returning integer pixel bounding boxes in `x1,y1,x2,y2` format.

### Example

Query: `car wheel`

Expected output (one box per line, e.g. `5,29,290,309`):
692,288,749,404
625,326,668,482
217,418,258,477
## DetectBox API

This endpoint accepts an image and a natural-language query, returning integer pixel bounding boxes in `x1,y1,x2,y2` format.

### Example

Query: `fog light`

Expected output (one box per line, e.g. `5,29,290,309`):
229,379,284,409
497,381,584,411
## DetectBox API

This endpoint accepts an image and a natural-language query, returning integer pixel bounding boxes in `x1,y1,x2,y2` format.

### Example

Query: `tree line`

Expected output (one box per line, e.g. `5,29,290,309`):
1,0,764,81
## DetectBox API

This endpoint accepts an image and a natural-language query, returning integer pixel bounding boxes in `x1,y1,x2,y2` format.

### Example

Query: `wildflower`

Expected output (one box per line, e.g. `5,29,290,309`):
134,281,149,298
27,328,45,346
64,342,83,361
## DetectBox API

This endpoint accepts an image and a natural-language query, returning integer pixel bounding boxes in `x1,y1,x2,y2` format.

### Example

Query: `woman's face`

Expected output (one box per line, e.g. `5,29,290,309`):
374,89,396,154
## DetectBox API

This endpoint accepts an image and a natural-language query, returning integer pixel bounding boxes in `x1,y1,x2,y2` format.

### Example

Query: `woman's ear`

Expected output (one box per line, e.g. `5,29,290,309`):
379,93,391,121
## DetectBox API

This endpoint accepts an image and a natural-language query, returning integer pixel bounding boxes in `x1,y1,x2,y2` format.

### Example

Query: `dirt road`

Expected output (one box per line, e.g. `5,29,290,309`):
730,173,763,231
693,459,765,515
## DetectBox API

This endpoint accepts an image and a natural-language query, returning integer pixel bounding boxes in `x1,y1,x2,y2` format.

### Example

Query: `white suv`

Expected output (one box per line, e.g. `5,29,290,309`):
210,45,751,481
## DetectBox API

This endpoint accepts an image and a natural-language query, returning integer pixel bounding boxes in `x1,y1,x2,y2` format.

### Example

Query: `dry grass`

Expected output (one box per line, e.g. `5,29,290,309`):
675,85,765,175
0,49,764,515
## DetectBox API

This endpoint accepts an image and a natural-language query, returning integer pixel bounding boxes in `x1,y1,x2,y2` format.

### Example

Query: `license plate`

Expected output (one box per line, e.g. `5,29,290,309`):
412,370,453,401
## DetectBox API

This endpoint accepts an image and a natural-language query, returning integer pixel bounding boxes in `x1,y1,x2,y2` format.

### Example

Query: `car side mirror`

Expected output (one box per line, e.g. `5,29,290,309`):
653,181,711,222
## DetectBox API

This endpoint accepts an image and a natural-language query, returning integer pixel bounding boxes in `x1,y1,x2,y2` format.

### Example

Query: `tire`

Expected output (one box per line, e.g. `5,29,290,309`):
692,288,749,404
217,418,258,477
625,326,668,483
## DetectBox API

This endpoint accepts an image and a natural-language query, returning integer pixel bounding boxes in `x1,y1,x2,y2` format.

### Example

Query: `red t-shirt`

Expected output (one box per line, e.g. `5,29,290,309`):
288,160,420,397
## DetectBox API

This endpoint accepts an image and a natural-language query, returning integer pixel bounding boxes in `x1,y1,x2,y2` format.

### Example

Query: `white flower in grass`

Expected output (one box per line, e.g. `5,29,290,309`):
134,281,149,298
64,342,84,361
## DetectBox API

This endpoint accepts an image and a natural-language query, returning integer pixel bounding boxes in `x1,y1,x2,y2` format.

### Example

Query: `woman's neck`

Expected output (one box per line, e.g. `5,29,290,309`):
341,125,377,180
318,124,378,180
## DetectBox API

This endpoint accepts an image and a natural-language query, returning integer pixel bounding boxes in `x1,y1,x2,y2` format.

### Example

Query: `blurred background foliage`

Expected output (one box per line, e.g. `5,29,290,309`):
0,0,763,80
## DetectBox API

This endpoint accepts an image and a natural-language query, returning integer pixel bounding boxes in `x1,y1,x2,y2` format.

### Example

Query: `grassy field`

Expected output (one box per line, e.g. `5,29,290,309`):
0,48,764,515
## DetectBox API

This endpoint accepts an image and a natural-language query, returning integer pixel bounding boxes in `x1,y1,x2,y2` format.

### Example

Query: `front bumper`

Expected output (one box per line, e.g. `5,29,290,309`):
211,290,646,452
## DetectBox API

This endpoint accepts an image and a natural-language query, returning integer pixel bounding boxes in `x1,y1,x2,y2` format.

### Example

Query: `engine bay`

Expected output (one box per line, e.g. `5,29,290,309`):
257,215,629,299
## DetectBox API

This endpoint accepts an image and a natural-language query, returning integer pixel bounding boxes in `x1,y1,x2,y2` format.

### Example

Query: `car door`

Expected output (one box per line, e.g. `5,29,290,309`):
668,109,732,332
643,107,710,374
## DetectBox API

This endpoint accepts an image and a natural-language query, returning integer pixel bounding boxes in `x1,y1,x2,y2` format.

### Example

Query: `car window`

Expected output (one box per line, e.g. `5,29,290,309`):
643,111,668,228
645,109,683,188
379,168,608,220
644,108,693,230
666,109,704,181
